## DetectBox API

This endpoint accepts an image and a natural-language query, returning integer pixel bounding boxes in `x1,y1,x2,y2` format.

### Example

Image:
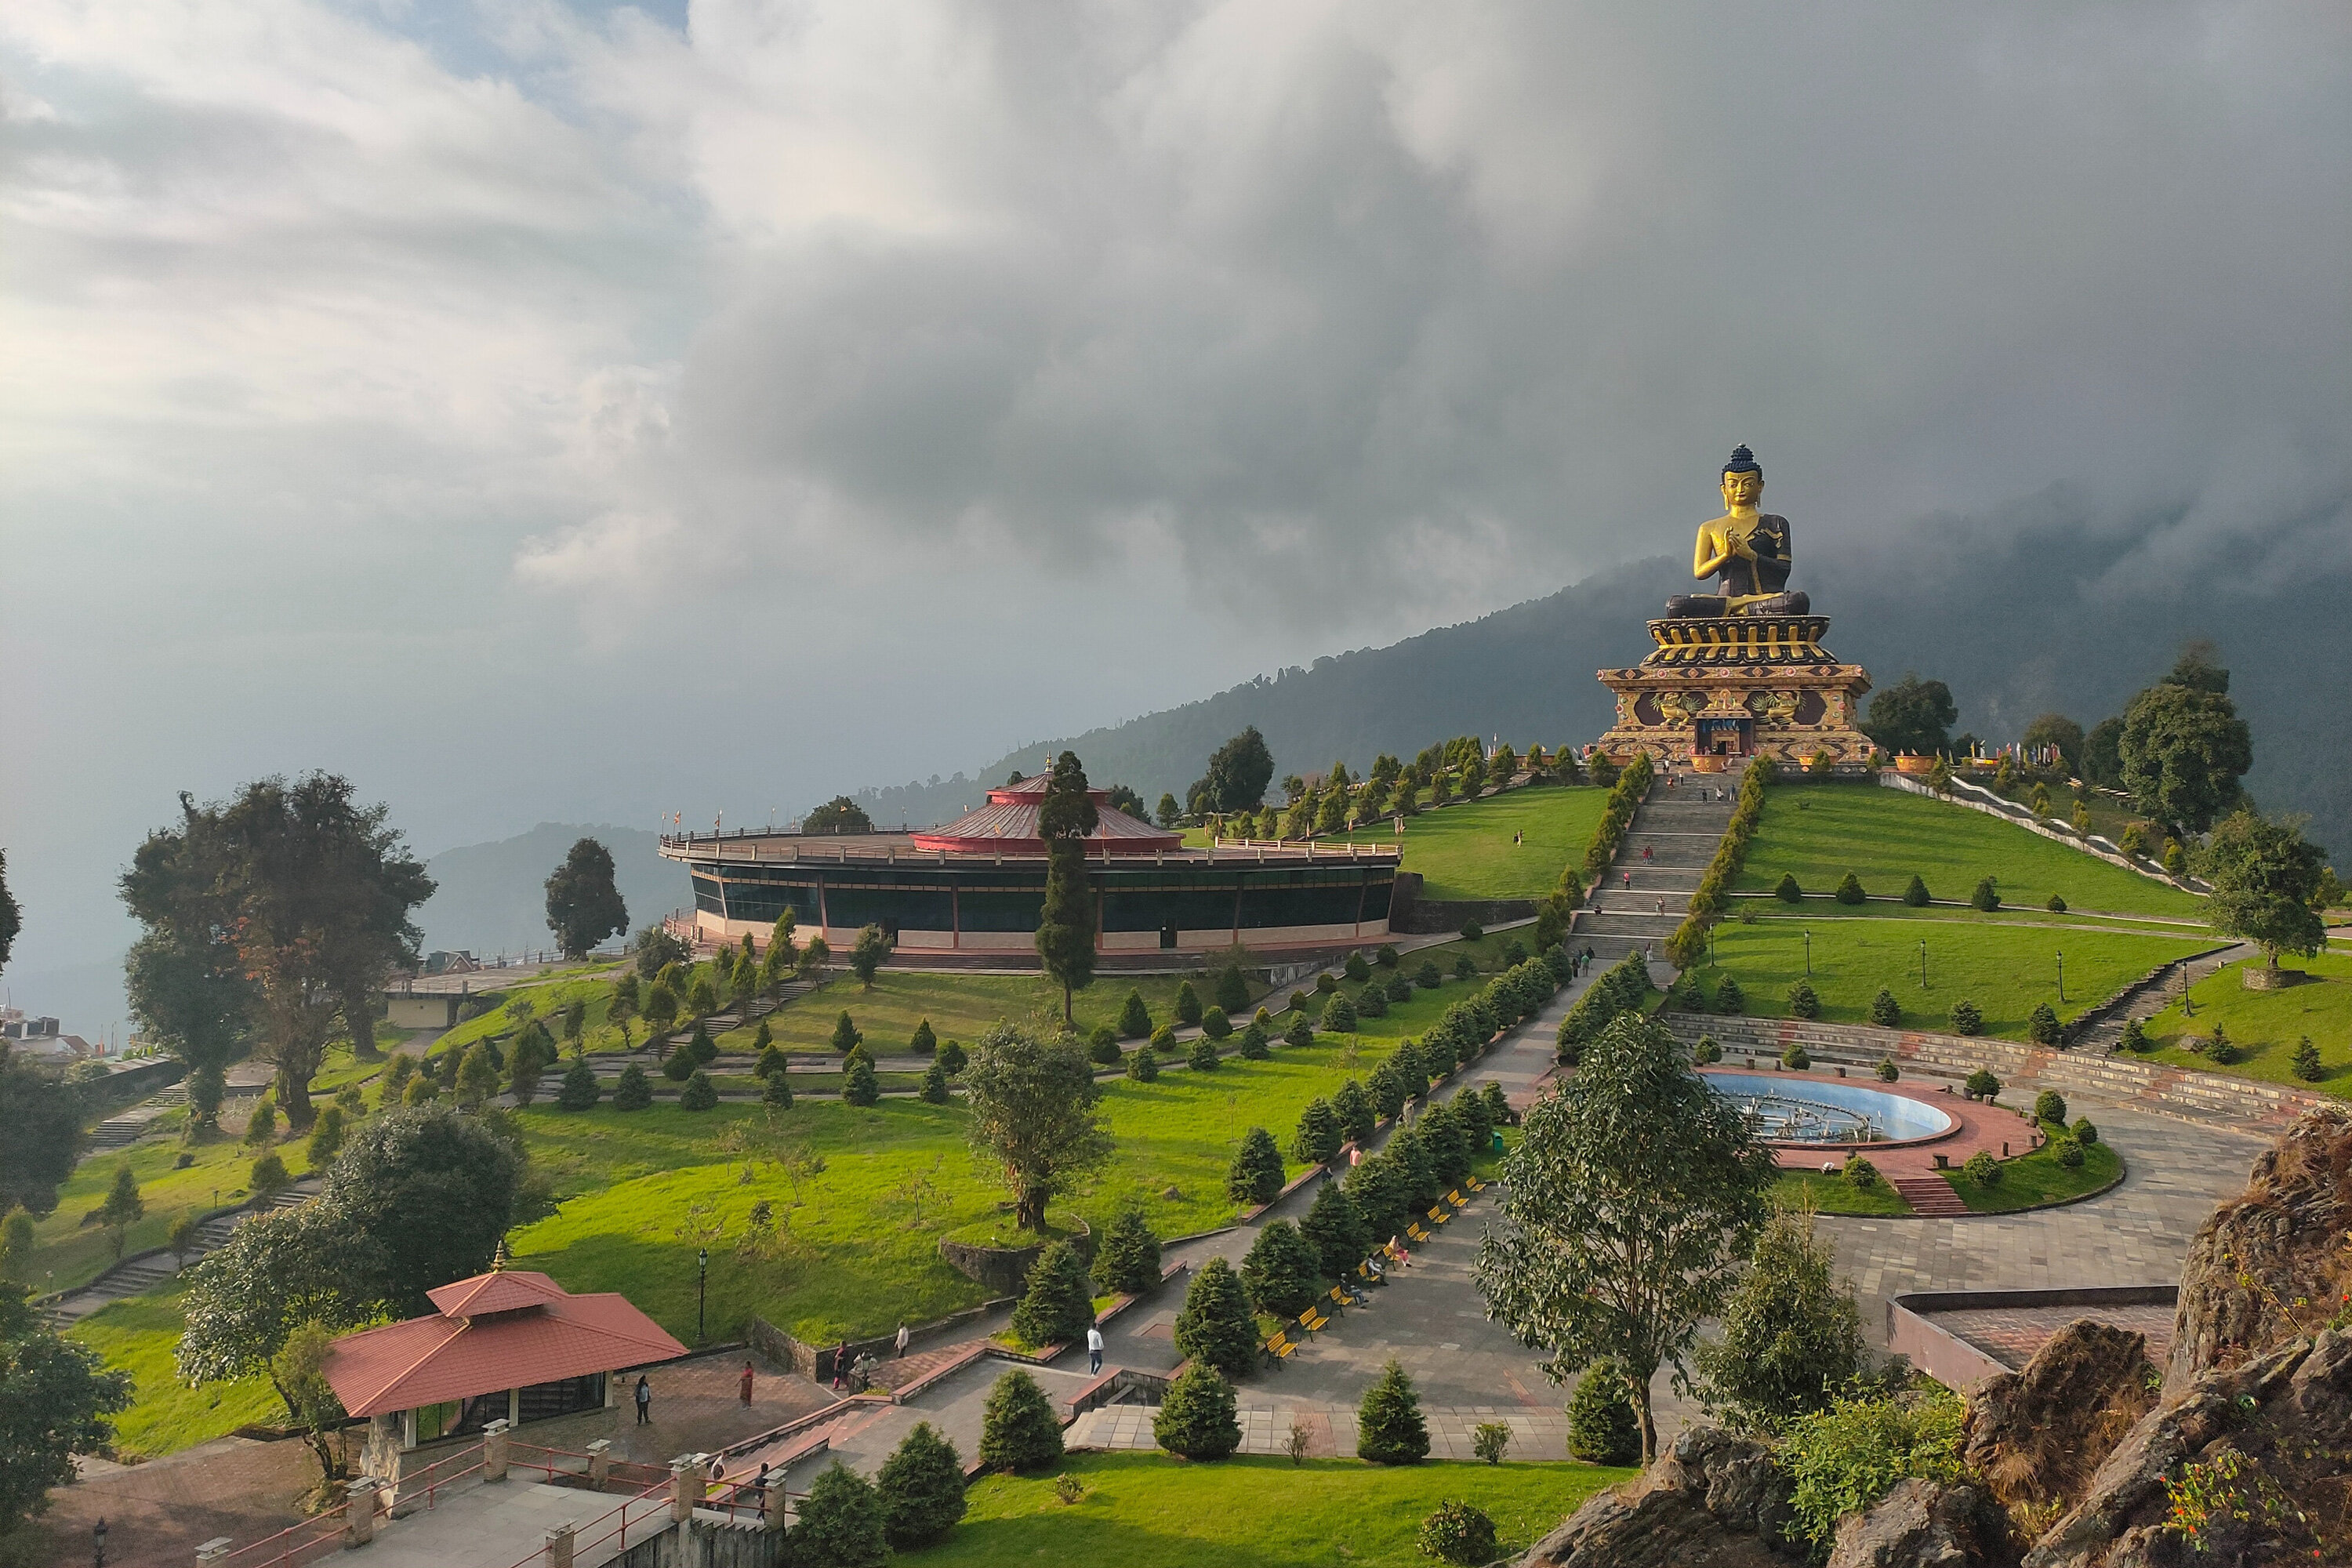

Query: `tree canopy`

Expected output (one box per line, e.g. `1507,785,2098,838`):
1189,727,1276,815
804,796,875,834
321,1103,523,1312
1691,1209,1866,1432
2203,810,2328,968
1,1281,132,1531
960,1022,1111,1231
1860,673,1958,757
544,837,629,960
2020,713,2084,776
0,848,17,975
1473,1011,1776,1465
2118,677,2252,837
1033,751,1099,1022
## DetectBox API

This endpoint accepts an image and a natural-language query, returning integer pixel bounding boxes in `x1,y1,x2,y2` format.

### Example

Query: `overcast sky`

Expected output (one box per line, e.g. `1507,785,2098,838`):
4,1,2348,1018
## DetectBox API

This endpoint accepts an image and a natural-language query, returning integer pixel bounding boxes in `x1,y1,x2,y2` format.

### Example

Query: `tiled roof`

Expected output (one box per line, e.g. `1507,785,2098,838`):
322,1271,684,1417
911,786,1181,855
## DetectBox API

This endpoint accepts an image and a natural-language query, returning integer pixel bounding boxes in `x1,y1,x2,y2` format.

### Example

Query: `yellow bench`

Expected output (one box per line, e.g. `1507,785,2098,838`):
1465,1176,1488,1192
1406,1221,1433,1243
1445,1190,1468,1209
1426,1203,1450,1224
1265,1330,1298,1363
1299,1305,1331,1334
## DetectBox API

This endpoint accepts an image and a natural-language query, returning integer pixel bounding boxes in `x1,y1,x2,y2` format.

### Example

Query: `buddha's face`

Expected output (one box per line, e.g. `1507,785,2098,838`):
1720,469,1762,509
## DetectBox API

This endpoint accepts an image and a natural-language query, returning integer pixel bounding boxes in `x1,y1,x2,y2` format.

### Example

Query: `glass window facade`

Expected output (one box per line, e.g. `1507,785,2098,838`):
517,1374,605,1424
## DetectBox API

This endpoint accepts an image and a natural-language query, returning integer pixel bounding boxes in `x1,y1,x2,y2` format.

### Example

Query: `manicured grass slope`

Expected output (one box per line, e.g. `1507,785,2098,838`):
68,1281,281,1458
1771,1169,1913,1216
1734,783,2206,919
2143,952,2352,1094
1689,918,2214,1043
1946,1120,2123,1212
901,1453,1632,1568
17,1131,316,1294
717,971,1247,1056
1332,786,1608,902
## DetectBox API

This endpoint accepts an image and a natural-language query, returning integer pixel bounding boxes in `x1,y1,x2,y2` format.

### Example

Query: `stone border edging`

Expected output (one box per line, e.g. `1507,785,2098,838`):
1877,771,2210,894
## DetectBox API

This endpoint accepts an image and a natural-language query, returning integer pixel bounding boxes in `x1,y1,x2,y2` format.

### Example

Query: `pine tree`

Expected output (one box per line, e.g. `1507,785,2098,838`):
613,1062,652,1110
1283,1014,1315,1049
1214,963,1250,1014
1869,989,1902,1027
1334,1079,1377,1144
557,1056,601,1110
1227,1127,1285,1206
1119,990,1152,1039
1237,1022,1271,1059
2293,1036,2324,1082
918,1058,952,1104
1835,871,1866,905
1290,1098,1342,1165
831,1011,862,1054
1153,1363,1241,1460
1300,1179,1370,1279
766,1066,796,1108
1034,751,1100,1022
793,1461,887,1568
843,1050,880,1106
978,1369,1064,1472
910,1018,938,1055
875,1421,967,1549
679,1069,718,1111
757,1042,791,1081
1125,1044,1160,1082
1903,873,1931,906
1356,1358,1430,1464
1174,981,1203,1027
1321,992,1358,1033
1172,1257,1258,1380
1011,1240,1094,1348
1239,1221,1322,1318
1091,1207,1162,1296
1187,1033,1220,1072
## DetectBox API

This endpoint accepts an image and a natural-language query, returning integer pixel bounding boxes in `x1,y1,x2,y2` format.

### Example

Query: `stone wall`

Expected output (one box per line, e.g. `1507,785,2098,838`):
1388,873,1540,935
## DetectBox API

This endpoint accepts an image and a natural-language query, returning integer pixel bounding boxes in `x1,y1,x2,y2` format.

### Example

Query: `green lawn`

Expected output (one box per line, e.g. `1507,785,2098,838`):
1771,1169,1914,1216
1946,1121,2123,1211
2140,951,2352,1094
10,1131,318,1295
900,1451,1633,1568
68,1280,284,1458
713,971,1265,1057
1685,916,2216,1043
1330,786,1608,902
1735,782,2208,919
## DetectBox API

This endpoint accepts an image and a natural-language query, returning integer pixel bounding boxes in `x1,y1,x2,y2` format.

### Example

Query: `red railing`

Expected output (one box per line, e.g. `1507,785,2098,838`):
521,1475,674,1568
205,1511,347,1568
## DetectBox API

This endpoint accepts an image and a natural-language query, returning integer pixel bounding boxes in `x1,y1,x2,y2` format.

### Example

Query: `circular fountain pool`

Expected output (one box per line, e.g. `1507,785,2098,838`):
1703,1069,1955,1147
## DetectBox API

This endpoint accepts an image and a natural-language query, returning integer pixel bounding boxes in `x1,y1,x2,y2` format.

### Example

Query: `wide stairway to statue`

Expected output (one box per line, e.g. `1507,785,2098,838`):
1570,779,1737,978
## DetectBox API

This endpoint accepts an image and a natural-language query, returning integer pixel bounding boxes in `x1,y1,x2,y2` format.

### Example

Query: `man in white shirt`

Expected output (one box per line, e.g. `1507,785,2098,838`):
1086,1325,1105,1374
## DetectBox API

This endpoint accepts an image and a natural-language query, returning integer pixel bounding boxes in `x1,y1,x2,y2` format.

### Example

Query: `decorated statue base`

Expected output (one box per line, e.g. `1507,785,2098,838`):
1595,615,1873,768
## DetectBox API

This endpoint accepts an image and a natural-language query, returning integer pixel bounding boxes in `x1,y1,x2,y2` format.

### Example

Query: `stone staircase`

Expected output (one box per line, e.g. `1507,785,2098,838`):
83,1083,193,1154
1568,782,1737,974
1888,1174,1971,1216
42,1178,321,1327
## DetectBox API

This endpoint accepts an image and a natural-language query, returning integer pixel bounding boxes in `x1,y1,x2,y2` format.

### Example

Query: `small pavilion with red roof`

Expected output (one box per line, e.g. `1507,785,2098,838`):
323,1269,684,1468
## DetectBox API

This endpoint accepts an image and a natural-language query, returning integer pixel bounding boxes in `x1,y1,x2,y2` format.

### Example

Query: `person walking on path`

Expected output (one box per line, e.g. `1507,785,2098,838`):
895,1322,911,1359
739,1360,755,1406
830,1340,851,1392
634,1375,652,1425
1087,1325,1105,1374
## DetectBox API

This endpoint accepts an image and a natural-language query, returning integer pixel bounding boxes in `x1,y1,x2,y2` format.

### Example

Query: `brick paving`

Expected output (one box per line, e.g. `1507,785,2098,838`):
1927,1302,2178,1373
33,1434,325,1568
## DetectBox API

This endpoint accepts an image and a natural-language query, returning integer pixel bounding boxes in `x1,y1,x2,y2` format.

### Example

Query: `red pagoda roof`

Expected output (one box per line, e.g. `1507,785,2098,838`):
321,1270,684,1417
910,775,1181,856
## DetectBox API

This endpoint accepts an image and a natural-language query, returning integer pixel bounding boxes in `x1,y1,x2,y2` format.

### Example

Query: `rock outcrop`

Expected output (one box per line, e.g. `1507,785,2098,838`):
2167,1104,2352,1396
1963,1319,2158,1508
1825,1478,2020,1568
1519,1425,1797,1567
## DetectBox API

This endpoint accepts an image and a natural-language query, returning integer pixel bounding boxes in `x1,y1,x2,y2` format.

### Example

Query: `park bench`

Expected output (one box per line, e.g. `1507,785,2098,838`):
1465,1176,1488,1193
1425,1203,1451,1225
1406,1220,1434,1243
1444,1189,1468,1209
1298,1302,1332,1335
1264,1327,1299,1366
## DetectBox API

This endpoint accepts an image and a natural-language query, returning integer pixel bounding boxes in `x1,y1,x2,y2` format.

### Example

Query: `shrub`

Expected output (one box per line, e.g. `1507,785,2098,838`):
2027,1003,2062,1046
1781,1043,1811,1070
1187,1034,1220,1072
1172,1257,1258,1380
768,1065,797,1110
1876,1058,1899,1082
1566,1360,1639,1465
2208,1027,2239,1065
843,1051,880,1106
1291,1098,1343,1166
1669,971,1706,1011
1174,980,1204,1027
1355,985,1388,1020
1963,1068,2001,1102
1283,1014,1316,1050
1227,1127,1285,1206
1316,972,1338,995
245,1099,278,1145
1093,1207,1163,1297
662,1047,697,1083
1417,1500,1499,1565
1201,1006,1232,1040
1869,989,1902,1028
1215,962,1252,1014
938,1038,967,1075
875,1421,966,1549
306,1105,345,1166
793,1461,887,1568
1239,1221,1322,1319
1237,1023,1271,1060
1356,1358,1430,1464
1833,871,1865,906
1787,979,1820,1020
757,1042,791,1081
1776,872,1802,903
2047,893,2068,913
1903,874,1931,906
1124,1044,1159,1082
679,1069,718,1111
1502,938,1528,967
1459,920,1485,942
1714,976,1745,1015
1385,971,1414,1003
1963,1150,2001,1186
1472,1423,1511,1465
1692,1208,1867,1432
917,1058,950,1104
1693,1034,1722,1065
249,1152,291,1200
830,1011,862,1054
1151,1023,1178,1054
613,1063,652,1110
2293,1036,2323,1082
1087,1024,1120,1064
1011,1240,1093,1349
1344,951,1372,983
1452,954,1479,982
1843,1154,1879,1190
909,1018,937,1056
1415,960,1443,989
1321,992,1358,1033
1949,999,1984,1036
1971,876,2001,912
978,1370,1063,1472
1375,943,1399,968
2163,839,2187,877
2071,1116,2100,1146
2033,1089,2068,1127
1780,1392,1965,1552
2053,1135,2085,1169
1154,1363,1241,1459
1119,990,1152,1039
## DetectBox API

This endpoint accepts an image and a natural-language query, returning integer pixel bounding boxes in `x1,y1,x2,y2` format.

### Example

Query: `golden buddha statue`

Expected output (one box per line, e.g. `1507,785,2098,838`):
1664,445,1810,617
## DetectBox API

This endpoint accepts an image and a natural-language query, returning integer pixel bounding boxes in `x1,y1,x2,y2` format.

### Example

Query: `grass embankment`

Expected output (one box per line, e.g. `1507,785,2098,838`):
1732,782,2207,920
15,1131,317,1295
1684,918,2214,1044
1770,1169,1915,1217
1945,1120,2123,1212
2141,952,2352,1094
901,1452,1633,1568
67,1281,283,1457
714,972,1254,1057
1329,785,1608,902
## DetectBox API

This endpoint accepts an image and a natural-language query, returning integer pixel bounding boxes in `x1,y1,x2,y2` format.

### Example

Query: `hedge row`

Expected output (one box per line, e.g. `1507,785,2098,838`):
1579,751,1656,886
1664,755,1774,968
1555,950,1654,1064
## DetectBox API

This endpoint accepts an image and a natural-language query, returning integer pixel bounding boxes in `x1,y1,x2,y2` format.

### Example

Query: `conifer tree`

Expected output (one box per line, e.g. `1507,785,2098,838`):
1227,1127,1284,1206
1239,1220,1322,1319
1118,990,1152,1039
793,1461,887,1567
613,1062,652,1110
1153,1363,1241,1460
557,1056,601,1111
1174,980,1203,1027
1171,1257,1258,1380
1033,751,1100,1022
1091,1206,1162,1296
875,1421,967,1549
1356,1358,1430,1464
978,1370,1064,1472
1011,1240,1093,1348
1300,1179,1370,1279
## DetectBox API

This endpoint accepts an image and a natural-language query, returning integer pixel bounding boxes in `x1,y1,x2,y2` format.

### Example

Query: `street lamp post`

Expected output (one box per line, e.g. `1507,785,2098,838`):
2056,949,2066,1006
1803,930,1812,976
1919,938,1929,989
697,1247,710,1345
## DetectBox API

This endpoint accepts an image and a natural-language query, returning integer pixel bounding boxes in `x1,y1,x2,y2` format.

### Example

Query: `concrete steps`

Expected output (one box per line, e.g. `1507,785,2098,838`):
42,1176,324,1326
1890,1174,1971,1216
